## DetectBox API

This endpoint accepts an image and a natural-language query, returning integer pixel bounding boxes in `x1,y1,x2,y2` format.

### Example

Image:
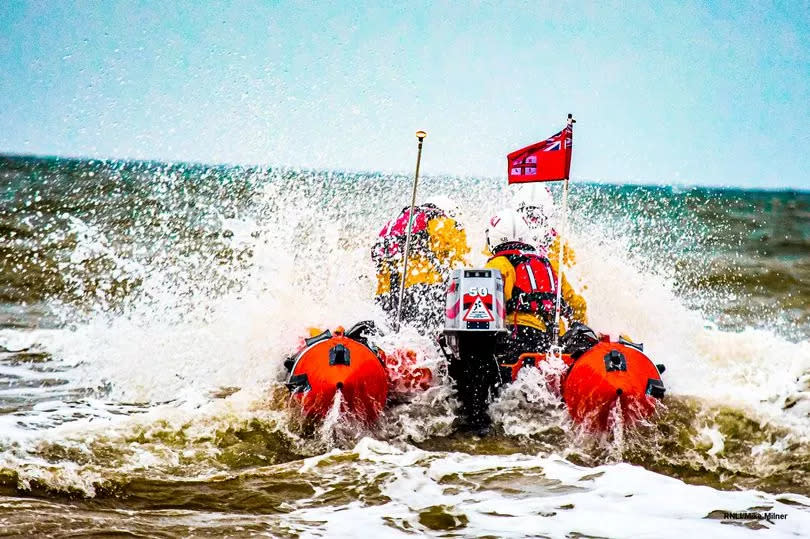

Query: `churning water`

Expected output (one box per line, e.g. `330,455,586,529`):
1,155,809,537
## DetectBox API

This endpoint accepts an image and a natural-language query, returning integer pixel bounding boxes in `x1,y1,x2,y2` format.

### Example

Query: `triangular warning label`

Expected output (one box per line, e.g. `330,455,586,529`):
463,297,495,322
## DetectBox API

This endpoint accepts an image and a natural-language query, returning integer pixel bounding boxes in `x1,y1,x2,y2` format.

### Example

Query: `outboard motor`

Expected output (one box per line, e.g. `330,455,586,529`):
440,268,506,427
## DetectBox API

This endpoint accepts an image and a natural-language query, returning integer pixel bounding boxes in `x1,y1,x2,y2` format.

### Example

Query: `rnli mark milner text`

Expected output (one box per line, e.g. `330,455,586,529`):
724,512,787,521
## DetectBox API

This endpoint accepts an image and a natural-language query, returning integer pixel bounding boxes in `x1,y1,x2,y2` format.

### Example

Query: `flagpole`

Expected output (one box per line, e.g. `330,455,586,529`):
553,114,575,347
394,130,427,332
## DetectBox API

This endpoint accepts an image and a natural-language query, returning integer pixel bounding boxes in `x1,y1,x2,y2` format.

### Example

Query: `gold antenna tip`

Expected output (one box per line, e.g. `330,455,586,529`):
415,130,427,140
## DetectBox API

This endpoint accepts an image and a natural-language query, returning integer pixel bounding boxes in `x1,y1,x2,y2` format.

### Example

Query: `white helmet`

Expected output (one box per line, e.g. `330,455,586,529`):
511,184,556,246
424,195,460,219
512,184,555,218
486,209,533,251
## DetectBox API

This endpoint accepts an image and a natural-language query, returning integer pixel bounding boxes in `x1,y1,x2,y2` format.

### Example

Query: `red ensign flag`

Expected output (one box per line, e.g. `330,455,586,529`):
507,124,573,183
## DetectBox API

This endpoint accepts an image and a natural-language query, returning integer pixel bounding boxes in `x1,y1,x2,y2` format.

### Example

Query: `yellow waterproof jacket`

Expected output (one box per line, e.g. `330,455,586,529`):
547,235,576,268
485,240,587,334
375,215,470,296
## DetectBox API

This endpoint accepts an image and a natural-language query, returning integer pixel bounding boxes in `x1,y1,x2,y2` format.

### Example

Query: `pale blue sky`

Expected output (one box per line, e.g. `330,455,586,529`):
1,1,808,188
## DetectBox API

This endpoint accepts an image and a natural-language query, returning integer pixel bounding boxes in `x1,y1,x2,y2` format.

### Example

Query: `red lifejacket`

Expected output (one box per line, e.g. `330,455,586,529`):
372,204,445,274
489,242,564,321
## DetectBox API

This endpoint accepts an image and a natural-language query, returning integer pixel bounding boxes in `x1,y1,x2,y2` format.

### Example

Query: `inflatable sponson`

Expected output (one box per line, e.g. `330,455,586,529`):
286,327,389,424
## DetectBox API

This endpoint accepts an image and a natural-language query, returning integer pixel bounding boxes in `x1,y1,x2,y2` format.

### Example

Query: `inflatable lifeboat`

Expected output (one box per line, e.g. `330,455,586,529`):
503,324,666,431
284,321,432,424
285,324,389,424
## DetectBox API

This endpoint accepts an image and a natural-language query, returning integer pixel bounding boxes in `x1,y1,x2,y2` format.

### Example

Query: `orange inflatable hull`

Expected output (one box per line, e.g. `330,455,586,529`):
286,330,389,424
562,341,664,430
504,339,665,431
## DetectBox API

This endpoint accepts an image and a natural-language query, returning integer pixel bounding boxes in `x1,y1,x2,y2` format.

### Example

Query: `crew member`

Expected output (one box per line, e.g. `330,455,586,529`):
484,208,587,366
511,183,576,266
372,196,469,332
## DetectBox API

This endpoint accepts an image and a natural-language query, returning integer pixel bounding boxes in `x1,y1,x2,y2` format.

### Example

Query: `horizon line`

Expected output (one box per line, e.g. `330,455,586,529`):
1,150,807,195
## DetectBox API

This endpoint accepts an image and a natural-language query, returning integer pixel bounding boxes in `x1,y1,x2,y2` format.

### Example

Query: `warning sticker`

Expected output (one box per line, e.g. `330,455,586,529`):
463,296,495,322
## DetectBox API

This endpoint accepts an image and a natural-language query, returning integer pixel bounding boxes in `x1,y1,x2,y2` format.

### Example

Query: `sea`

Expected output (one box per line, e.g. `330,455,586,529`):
0,154,808,537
